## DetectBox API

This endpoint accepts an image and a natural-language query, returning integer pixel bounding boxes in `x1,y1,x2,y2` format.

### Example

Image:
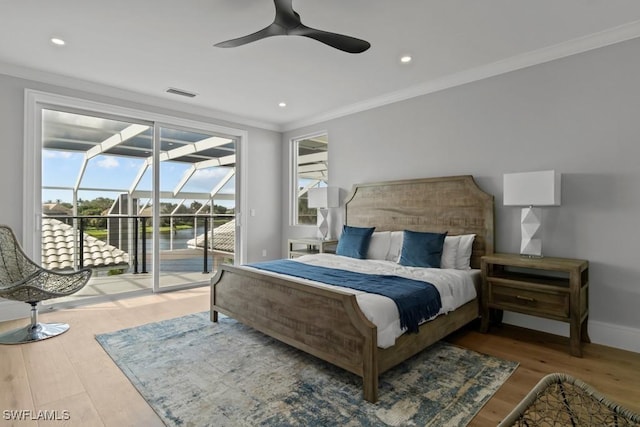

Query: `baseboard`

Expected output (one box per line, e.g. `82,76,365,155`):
588,320,640,354
503,313,640,354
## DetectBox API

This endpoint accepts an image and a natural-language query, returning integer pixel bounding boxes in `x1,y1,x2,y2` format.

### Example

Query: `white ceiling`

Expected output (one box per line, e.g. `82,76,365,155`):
2,1,640,131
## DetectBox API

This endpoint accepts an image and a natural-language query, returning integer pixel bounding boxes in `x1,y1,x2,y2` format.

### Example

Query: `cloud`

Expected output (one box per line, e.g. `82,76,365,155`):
127,159,145,169
192,168,227,180
43,150,75,159
97,156,119,169
183,167,235,192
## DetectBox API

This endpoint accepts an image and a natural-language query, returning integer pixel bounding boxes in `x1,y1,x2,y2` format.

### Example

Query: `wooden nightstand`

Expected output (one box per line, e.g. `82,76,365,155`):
287,238,337,258
480,253,589,357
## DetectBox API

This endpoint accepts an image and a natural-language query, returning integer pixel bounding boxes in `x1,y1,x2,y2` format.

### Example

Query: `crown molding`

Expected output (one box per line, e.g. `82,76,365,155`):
0,62,280,133
281,20,640,132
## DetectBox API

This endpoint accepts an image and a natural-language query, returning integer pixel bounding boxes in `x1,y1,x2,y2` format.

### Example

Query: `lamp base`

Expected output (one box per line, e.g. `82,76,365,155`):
520,206,543,257
316,208,329,240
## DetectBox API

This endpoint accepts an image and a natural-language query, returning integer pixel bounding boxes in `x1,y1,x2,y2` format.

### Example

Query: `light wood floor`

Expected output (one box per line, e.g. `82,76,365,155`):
1,286,639,426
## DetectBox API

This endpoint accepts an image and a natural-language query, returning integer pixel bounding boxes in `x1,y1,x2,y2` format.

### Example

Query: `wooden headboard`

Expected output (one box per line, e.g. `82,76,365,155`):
344,175,494,269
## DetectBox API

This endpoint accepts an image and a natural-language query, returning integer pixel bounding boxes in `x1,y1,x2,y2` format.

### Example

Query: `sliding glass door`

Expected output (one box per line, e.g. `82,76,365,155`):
153,125,236,290
41,108,155,299
32,95,242,303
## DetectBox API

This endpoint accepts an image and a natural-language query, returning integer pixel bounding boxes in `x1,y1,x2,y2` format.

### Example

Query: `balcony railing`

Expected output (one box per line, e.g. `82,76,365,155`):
42,214,234,274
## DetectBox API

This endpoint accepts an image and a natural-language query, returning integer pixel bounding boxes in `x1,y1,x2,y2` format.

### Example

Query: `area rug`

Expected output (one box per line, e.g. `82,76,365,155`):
96,312,518,426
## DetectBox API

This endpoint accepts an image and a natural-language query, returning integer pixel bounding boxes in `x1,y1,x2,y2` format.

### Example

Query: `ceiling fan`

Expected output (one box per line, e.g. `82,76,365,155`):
215,0,371,54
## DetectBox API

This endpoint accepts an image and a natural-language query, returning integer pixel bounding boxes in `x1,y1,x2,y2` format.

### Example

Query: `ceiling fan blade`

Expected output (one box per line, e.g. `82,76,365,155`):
215,24,284,48
292,26,371,54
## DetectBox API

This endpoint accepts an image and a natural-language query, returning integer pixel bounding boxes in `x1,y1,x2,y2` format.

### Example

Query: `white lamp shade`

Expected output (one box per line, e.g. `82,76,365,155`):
307,186,339,208
503,170,561,206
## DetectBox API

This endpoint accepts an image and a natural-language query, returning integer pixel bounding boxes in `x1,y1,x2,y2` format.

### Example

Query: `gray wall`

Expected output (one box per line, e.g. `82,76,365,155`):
284,38,640,350
0,73,282,264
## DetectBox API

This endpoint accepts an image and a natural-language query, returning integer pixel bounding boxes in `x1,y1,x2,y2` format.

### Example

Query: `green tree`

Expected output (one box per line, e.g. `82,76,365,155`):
213,204,227,215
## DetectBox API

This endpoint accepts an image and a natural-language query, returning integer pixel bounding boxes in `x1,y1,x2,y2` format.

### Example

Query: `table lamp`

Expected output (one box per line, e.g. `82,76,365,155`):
307,186,339,240
503,170,561,257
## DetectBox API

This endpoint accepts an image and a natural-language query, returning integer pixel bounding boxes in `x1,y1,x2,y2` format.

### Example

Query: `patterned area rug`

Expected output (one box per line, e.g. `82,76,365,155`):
96,312,518,426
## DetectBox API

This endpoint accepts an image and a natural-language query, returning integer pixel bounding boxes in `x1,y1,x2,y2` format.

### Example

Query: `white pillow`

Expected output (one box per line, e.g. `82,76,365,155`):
440,235,461,269
455,234,476,270
367,231,391,260
387,231,476,269
388,231,404,262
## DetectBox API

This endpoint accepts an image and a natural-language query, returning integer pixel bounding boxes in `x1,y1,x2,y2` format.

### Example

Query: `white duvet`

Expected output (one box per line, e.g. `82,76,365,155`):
242,253,479,348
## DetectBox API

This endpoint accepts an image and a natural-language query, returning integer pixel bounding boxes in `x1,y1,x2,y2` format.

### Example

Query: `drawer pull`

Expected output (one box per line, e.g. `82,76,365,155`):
516,295,536,303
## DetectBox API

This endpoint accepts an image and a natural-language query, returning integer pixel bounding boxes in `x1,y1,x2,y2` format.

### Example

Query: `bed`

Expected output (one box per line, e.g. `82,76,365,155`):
210,175,494,402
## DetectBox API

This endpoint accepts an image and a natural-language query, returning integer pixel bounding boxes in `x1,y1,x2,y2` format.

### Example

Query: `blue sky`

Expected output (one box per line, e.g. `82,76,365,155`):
43,150,235,209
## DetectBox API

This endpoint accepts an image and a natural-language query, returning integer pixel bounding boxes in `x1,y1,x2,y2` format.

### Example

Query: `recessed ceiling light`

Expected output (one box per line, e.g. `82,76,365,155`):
50,37,66,46
278,102,287,108
400,55,412,64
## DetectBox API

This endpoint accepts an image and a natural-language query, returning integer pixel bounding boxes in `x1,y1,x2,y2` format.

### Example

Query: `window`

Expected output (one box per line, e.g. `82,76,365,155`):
292,133,328,225
39,108,238,294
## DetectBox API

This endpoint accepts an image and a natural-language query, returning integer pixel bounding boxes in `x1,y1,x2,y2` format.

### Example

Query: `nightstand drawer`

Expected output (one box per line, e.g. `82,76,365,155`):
489,283,570,319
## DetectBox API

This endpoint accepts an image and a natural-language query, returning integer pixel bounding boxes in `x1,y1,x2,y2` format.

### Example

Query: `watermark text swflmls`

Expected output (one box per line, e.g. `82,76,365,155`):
3,409,71,421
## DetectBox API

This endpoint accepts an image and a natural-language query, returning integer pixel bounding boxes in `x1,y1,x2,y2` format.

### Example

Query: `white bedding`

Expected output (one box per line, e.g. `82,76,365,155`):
241,253,479,348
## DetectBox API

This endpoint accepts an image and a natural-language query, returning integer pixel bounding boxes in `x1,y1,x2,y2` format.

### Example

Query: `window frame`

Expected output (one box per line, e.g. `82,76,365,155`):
290,132,329,226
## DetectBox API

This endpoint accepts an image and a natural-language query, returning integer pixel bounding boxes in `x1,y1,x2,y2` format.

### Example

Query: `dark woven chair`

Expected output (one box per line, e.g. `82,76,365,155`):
499,373,640,427
0,225,92,344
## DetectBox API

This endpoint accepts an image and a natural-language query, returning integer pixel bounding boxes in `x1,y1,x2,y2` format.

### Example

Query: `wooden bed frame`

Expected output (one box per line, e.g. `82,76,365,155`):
211,175,494,402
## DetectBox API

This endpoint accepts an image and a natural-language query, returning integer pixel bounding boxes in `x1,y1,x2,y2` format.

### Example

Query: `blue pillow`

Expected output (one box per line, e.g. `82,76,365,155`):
336,225,375,259
398,230,448,268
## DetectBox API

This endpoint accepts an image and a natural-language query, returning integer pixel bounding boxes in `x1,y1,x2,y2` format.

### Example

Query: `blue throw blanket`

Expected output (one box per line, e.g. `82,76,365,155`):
247,259,442,334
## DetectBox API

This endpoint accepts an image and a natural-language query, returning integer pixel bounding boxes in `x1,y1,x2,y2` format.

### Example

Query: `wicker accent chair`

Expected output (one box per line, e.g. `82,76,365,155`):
0,225,92,344
499,373,640,427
